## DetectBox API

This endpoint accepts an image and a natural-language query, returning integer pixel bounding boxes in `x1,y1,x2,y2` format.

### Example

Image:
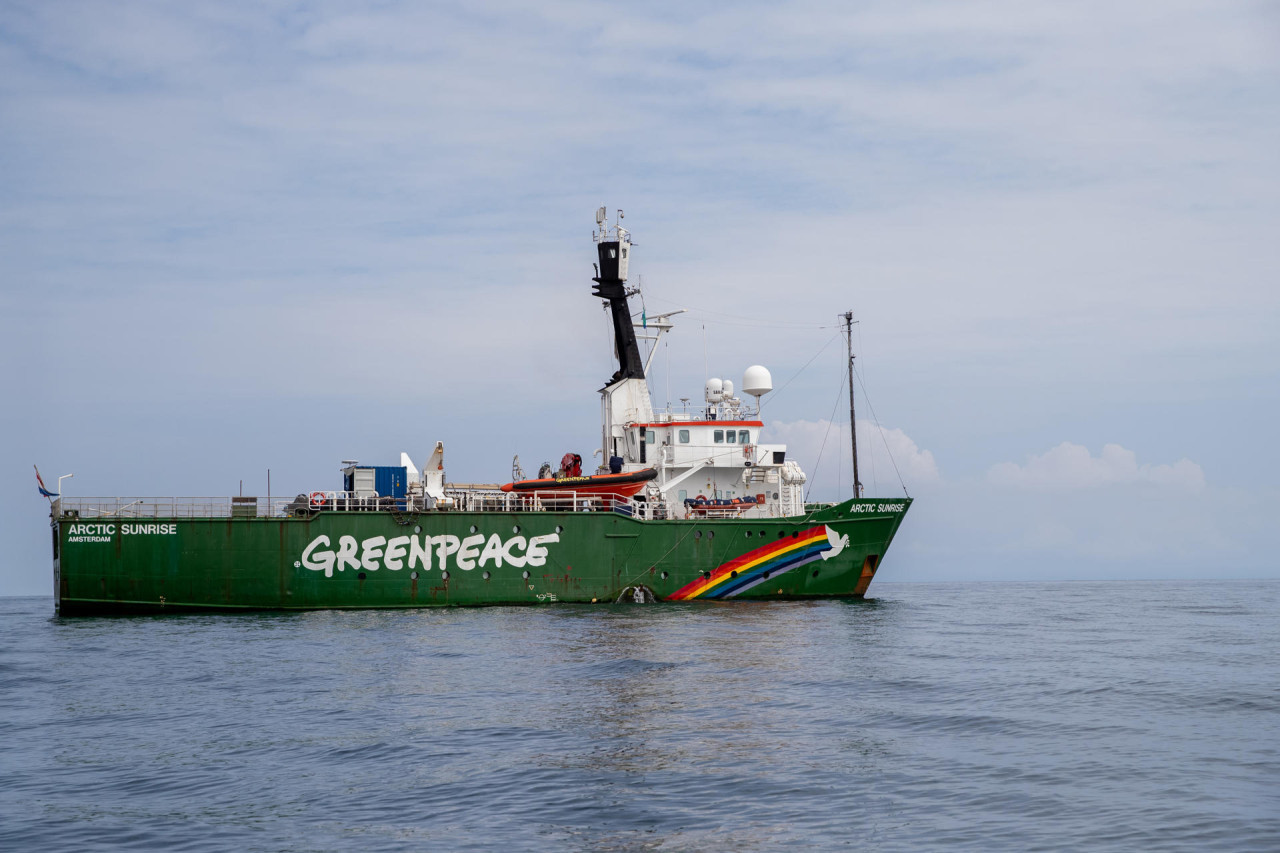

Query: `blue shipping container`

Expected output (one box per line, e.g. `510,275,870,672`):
343,466,407,499
374,466,407,500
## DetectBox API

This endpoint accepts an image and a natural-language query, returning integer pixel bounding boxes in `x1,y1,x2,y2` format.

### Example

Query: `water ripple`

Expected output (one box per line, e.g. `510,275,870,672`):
1,581,1278,851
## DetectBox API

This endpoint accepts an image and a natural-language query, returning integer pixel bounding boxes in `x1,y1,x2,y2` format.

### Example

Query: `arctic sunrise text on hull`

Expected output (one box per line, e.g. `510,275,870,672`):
46,209,911,613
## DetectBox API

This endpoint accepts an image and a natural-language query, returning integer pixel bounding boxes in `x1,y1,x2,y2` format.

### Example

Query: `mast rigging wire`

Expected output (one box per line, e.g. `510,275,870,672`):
852,361,909,498
642,295,833,330
854,322,879,494
803,368,848,503
759,333,842,414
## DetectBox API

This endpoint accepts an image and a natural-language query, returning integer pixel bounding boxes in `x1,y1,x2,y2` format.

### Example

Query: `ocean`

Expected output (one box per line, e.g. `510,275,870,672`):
2,580,1277,851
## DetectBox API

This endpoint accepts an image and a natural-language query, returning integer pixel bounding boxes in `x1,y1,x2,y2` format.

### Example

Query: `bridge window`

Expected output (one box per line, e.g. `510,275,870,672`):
714,430,724,443
726,431,736,443
678,429,689,443
646,431,656,445
739,430,750,443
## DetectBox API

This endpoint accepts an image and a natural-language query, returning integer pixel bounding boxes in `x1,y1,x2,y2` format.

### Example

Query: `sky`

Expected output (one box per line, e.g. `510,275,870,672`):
2,0,1277,595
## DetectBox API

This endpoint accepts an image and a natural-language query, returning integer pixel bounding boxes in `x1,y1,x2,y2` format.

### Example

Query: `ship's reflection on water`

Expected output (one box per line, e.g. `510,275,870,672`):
458,598,906,846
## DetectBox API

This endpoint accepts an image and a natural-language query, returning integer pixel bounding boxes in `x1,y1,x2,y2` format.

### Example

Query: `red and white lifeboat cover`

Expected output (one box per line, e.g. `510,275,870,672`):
500,467,658,498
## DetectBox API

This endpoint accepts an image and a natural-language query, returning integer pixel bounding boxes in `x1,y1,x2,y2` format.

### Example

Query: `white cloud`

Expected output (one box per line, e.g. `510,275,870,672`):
987,442,1205,491
765,418,938,499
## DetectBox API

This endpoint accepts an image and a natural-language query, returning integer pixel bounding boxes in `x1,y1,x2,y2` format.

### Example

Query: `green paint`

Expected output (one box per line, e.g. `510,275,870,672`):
52,498,910,614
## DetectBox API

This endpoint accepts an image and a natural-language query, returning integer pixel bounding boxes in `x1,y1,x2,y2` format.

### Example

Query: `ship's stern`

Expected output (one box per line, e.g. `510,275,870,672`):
50,500,63,615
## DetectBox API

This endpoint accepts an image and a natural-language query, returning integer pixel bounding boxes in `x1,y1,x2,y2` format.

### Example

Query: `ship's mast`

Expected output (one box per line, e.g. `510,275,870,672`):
592,208,644,387
592,208,654,470
844,310,863,498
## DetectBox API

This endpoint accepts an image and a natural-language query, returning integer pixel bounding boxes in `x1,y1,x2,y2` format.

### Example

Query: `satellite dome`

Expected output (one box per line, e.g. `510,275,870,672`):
704,378,724,403
742,365,773,398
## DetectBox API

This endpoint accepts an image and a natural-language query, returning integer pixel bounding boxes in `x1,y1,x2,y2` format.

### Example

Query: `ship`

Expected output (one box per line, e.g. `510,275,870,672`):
45,209,912,614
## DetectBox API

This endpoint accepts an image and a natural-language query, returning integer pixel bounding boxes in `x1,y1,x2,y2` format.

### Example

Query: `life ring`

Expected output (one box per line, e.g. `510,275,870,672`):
308,491,327,509
694,494,707,502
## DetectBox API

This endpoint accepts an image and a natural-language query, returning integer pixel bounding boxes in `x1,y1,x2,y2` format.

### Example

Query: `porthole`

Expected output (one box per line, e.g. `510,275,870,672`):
414,525,422,534
555,525,563,534
357,572,366,580
702,571,711,580
410,571,419,580
792,532,798,539
694,530,702,539
730,571,738,579
763,570,771,579
469,525,477,534
760,530,766,537
522,570,530,579
812,569,819,578
745,530,752,538
441,571,450,580
513,525,521,534
660,571,669,580
482,571,491,580
778,531,785,539
707,530,715,540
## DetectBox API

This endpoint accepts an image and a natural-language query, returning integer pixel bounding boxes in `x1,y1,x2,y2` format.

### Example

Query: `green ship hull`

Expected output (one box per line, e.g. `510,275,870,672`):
46,211,916,614
52,498,910,614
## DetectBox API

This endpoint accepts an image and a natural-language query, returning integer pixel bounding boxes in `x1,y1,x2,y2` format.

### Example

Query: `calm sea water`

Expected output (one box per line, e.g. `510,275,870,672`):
2,581,1278,852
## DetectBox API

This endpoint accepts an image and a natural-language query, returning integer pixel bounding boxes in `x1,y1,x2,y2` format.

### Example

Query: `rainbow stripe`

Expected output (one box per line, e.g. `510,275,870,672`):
667,526,833,600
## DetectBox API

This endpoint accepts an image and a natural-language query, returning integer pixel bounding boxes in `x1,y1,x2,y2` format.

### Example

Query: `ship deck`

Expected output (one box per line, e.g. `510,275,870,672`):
52,489,781,523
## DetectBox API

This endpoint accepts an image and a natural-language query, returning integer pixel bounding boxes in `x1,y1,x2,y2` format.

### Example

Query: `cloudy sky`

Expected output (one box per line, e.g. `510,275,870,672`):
2,0,1277,595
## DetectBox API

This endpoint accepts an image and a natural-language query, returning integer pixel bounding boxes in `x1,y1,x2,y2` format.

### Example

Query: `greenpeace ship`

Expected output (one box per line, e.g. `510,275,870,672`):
47,210,911,613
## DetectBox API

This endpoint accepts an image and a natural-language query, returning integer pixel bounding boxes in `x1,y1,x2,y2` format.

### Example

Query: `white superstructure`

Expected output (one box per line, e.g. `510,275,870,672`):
592,208,808,519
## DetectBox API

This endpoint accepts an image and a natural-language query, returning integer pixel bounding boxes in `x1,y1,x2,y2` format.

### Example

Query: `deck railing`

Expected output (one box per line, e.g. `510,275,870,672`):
57,496,293,519
55,491,672,521
442,488,670,520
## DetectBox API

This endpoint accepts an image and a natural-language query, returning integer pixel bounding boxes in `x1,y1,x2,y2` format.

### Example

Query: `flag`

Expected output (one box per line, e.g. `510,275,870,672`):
642,309,647,329
35,465,57,498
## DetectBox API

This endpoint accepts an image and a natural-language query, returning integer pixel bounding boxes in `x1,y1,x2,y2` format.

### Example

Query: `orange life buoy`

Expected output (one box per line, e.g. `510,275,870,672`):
309,491,327,509
695,494,707,502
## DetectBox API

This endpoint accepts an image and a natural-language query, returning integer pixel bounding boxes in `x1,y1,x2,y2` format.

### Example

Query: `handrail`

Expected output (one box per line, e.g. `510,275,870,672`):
55,489,671,520
56,486,787,522
58,497,287,519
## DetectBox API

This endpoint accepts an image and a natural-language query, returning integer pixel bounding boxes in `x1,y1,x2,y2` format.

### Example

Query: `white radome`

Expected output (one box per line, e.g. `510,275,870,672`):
704,377,724,403
742,365,773,398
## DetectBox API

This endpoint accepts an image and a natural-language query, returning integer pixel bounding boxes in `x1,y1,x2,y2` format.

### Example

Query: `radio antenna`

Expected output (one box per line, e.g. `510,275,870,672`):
844,311,863,498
